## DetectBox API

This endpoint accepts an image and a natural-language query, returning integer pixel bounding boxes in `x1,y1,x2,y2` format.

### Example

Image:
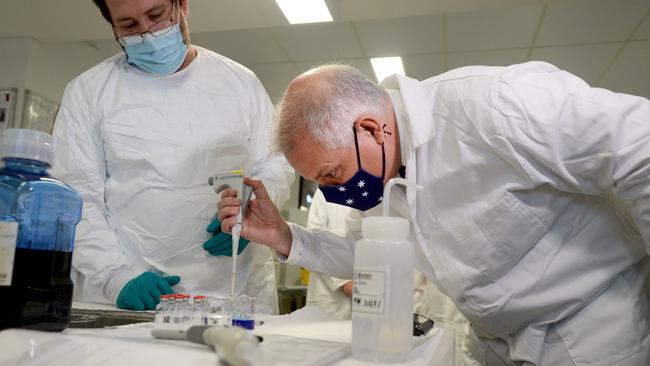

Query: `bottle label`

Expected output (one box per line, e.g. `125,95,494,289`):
352,266,390,315
0,221,18,287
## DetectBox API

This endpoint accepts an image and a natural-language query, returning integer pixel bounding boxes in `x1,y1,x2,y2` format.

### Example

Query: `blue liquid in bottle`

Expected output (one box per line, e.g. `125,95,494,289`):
232,318,255,330
0,157,82,331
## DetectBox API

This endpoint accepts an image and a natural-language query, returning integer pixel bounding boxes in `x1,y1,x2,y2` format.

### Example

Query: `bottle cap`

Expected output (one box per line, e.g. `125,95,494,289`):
0,128,53,166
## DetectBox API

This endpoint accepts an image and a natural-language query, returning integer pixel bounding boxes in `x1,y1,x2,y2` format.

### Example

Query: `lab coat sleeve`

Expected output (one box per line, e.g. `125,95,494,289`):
52,80,137,304
282,223,356,279
493,61,650,251
246,75,294,207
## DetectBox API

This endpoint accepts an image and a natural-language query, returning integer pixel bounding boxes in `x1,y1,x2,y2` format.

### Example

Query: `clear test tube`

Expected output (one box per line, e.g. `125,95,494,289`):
231,295,255,330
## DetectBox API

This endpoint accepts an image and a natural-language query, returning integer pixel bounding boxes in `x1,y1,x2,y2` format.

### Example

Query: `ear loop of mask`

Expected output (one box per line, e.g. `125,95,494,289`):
352,125,385,178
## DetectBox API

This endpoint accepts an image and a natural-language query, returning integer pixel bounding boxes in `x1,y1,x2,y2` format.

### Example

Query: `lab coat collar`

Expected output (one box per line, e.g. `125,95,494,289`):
381,74,435,166
386,89,410,168
381,74,434,244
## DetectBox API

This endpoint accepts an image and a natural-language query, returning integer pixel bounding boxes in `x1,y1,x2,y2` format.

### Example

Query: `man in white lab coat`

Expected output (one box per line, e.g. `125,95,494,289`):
305,190,356,319
217,63,650,364
52,0,293,313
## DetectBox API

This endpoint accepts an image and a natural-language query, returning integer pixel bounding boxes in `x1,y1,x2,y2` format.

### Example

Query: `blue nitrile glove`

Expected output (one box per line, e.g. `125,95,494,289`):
116,272,181,311
203,217,250,256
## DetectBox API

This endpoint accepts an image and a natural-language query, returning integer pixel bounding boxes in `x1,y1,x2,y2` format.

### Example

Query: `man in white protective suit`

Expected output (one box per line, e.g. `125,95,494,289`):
51,0,293,313
216,63,650,365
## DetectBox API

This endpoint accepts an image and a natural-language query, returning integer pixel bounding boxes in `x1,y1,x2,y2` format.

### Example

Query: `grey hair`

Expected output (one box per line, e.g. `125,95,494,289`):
274,64,391,154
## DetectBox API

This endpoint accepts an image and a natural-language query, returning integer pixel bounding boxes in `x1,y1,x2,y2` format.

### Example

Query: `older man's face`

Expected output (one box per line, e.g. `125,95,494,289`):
285,128,386,187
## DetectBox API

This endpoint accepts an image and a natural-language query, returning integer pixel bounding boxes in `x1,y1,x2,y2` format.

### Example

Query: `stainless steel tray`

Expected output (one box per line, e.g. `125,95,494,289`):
69,309,154,328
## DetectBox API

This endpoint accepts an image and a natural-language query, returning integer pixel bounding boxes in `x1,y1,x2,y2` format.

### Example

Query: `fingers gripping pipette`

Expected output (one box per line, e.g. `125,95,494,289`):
208,171,253,297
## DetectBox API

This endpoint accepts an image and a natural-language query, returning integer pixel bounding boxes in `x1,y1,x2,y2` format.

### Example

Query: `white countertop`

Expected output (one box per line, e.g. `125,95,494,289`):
0,306,454,366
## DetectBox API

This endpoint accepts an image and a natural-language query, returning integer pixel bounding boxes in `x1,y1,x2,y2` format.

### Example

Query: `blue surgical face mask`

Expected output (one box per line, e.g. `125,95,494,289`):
123,23,188,76
319,127,386,211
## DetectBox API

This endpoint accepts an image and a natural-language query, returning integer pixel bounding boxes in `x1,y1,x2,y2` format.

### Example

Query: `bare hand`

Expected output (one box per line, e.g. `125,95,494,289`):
342,281,353,298
217,177,292,256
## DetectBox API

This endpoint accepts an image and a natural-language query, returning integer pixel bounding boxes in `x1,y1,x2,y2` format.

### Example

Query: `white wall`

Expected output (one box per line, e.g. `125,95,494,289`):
0,37,120,128
0,38,29,88
25,40,119,105
0,37,30,127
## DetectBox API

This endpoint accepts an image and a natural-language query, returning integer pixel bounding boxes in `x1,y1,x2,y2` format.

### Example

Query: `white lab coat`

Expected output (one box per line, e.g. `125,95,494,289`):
305,190,355,320
52,47,294,314
284,61,650,364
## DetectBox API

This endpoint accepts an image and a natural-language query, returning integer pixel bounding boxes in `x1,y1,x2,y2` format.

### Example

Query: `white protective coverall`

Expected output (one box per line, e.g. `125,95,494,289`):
52,46,293,314
282,61,650,364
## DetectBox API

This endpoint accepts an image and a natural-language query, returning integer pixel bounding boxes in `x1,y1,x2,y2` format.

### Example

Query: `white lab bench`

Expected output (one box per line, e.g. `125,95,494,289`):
0,305,455,366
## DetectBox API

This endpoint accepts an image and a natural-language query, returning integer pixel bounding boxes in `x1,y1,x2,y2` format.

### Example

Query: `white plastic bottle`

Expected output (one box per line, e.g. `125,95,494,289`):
351,178,420,362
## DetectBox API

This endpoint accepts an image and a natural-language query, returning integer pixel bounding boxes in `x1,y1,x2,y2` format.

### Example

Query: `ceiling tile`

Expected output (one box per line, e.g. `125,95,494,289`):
446,4,543,52
634,15,650,40
295,59,375,82
537,0,650,46
530,43,621,84
271,22,365,61
599,40,650,99
248,63,300,102
403,54,446,81
186,0,281,33
354,15,444,57
333,0,545,21
447,49,528,70
191,29,289,64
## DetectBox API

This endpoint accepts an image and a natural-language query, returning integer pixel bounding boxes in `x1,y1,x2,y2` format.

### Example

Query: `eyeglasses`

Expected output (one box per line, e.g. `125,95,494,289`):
115,0,179,47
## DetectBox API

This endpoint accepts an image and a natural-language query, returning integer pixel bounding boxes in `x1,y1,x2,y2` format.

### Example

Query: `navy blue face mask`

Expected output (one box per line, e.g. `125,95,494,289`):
319,127,385,211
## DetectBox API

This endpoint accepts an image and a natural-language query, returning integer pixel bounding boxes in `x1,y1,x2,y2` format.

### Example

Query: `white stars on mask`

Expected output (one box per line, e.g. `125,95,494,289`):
321,176,383,210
